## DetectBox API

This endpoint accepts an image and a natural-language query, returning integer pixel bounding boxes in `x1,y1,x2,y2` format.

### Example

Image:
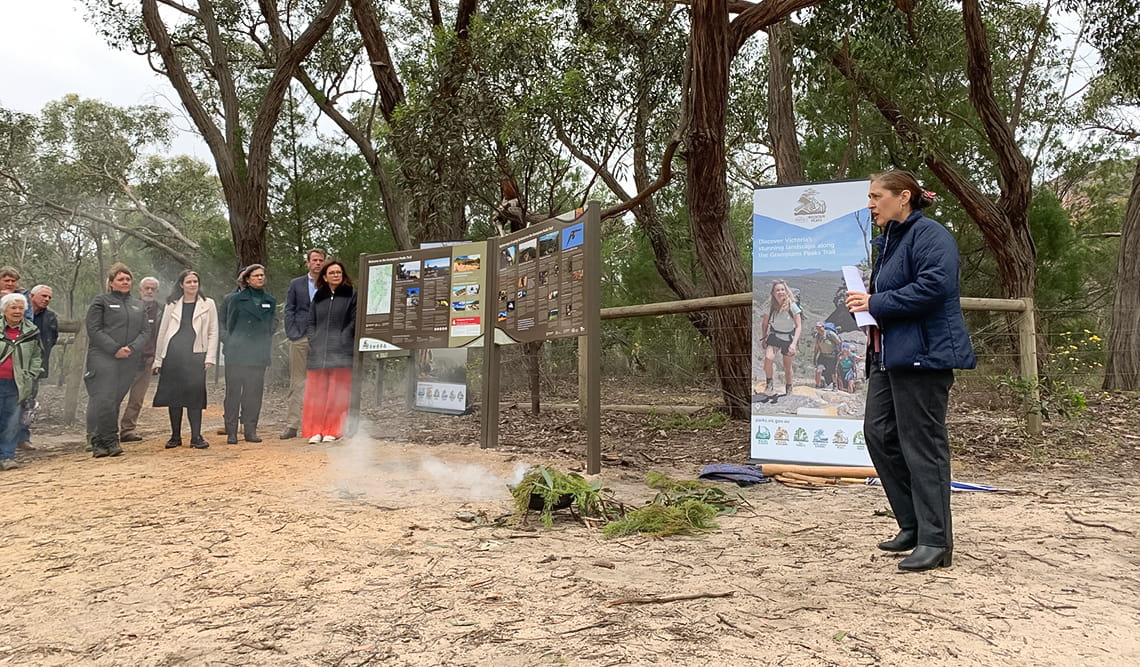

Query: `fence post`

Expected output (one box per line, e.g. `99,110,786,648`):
1017,297,1042,436
62,322,87,425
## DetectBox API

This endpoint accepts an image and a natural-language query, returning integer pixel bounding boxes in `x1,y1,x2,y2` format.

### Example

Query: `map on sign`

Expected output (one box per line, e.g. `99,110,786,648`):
366,263,393,315
358,241,488,349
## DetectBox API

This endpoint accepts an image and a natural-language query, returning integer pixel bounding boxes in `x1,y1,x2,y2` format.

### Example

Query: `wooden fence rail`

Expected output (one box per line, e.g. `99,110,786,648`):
595,293,1041,436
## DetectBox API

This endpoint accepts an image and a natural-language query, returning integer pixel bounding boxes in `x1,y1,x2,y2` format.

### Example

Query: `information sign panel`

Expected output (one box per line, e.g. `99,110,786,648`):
358,241,487,349
493,211,589,343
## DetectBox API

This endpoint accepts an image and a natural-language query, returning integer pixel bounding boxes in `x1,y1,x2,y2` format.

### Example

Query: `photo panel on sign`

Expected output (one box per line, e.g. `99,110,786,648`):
562,222,584,250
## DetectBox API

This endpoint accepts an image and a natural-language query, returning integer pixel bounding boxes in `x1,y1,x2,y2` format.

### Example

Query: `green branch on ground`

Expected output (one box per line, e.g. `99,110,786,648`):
510,466,622,528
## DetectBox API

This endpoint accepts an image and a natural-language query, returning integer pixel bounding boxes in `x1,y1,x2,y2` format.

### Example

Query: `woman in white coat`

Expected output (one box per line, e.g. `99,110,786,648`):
153,269,218,449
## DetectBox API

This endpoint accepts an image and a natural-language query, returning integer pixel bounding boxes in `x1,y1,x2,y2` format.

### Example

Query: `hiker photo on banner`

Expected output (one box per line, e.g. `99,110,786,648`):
751,276,869,415
751,180,874,466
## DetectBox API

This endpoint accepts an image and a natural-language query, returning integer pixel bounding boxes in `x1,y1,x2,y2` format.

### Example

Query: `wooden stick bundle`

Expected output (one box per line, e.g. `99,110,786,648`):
761,464,877,478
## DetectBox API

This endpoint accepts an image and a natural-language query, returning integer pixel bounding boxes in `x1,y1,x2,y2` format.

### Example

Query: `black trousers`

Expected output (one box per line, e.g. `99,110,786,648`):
85,354,139,448
223,364,267,432
864,366,955,548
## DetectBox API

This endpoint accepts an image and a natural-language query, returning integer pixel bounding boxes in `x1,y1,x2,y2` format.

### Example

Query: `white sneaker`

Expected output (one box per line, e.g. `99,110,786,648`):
308,434,322,444
321,435,337,443
1,459,20,470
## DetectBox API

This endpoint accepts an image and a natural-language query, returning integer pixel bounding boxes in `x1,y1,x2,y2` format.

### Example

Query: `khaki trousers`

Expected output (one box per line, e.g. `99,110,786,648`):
287,339,310,430
120,355,155,436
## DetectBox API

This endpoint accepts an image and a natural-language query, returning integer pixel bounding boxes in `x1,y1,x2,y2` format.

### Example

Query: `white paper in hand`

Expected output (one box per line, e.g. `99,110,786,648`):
842,265,878,328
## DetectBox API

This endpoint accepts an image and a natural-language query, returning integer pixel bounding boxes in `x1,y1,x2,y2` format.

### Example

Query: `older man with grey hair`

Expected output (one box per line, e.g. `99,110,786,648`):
16,284,58,451
119,276,161,442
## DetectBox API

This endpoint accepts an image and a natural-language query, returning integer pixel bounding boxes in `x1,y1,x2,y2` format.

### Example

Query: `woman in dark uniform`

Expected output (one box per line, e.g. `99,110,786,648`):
84,263,149,458
153,270,219,449
222,264,276,444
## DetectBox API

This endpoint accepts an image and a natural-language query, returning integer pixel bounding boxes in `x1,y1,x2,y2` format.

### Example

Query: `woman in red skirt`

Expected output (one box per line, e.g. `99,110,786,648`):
302,260,357,443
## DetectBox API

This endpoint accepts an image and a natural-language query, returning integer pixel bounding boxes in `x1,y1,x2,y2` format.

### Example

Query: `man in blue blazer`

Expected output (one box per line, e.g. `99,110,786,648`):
281,249,325,438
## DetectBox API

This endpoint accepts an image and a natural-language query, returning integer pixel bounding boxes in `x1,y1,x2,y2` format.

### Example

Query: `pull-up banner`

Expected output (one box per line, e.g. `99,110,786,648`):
751,180,874,467
358,241,488,350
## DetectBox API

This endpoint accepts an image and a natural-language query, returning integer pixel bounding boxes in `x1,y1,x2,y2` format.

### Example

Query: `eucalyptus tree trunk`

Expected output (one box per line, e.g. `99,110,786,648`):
140,0,344,267
687,1,751,418
1103,159,1140,390
767,18,805,185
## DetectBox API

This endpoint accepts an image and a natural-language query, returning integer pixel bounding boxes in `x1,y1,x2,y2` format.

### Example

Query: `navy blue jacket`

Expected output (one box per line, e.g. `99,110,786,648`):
284,274,315,341
32,306,59,377
867,211,976,371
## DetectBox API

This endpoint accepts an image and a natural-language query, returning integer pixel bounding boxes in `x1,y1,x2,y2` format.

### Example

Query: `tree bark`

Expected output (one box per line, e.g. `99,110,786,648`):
294,67,413,250
687,1,751,418
348,0,406,121
767,18,804,184
826,35,1042,357
728,0,821,57
141,0,345,267
1103,158,1140,390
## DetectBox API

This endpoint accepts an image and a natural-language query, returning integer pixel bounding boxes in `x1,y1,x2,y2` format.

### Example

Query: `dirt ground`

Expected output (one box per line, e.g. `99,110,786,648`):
1,386,1138,666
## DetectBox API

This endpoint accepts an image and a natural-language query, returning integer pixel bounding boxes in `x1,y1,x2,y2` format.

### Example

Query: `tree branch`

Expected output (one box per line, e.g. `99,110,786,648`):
348,0,406,121
112,175,202,251
961,0,1032,218
156,0,201,20
46,200,194,267
245,0,347,226
293,65,412,249
729,0,821,58
1010,0,1053,130
142,0,236,192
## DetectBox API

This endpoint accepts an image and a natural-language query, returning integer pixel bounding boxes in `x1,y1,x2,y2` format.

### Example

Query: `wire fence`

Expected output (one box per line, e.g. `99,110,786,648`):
43,304,1124,428
478,305,1121,422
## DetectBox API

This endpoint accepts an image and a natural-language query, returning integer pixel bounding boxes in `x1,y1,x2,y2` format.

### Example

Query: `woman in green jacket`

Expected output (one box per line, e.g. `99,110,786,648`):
1,292,43,470
222,265,277,443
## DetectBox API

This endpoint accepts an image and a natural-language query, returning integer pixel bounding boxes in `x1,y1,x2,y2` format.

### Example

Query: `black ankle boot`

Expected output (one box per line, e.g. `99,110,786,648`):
244,428,262,443
190,436,209,450
898,545,953,571
225,423,238,444
878,530,917,552
164,437,183,449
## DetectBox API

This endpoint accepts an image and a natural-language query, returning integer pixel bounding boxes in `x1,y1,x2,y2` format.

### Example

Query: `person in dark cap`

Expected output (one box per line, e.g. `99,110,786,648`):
222,264,276,443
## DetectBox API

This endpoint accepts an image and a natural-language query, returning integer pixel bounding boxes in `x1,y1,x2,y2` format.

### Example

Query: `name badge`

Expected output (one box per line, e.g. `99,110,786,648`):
109,304,121,309
261,303,271,308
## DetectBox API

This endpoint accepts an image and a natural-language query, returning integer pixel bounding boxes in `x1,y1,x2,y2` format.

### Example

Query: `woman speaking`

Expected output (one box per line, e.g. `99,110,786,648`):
846,170,976,572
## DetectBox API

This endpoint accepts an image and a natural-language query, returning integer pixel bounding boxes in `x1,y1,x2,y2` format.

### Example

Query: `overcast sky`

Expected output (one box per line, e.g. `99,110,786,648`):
0,0,209,159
